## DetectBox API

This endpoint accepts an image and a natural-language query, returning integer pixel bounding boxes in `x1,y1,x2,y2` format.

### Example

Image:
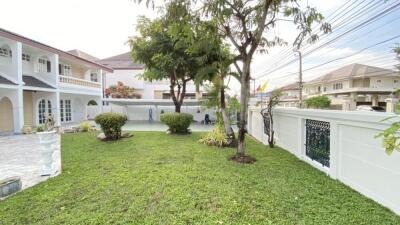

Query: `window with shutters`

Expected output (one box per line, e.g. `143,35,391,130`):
0,47,12,57
22,53,30,62
37,57,49,73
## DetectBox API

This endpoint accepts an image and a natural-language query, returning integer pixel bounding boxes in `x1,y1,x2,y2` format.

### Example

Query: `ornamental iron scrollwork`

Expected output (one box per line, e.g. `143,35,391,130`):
261,109,270,135
305,119,330,167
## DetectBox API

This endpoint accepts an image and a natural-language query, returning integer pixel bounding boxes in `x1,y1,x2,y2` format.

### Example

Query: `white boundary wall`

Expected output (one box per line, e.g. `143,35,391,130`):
248,107,400,215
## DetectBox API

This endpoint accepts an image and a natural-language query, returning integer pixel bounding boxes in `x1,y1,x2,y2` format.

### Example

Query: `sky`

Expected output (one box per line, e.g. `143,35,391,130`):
1,0,399,95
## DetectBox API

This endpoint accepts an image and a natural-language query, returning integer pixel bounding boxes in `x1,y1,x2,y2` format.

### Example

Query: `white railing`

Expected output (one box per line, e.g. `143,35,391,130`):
59,75,101,88
248,107,400,215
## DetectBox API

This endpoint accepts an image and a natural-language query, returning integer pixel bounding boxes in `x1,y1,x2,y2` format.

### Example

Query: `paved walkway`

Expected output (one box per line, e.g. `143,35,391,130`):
0,134,61,192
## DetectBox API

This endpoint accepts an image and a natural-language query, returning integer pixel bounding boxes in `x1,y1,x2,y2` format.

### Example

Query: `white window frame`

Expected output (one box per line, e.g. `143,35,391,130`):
59,63,72,76
333,83,343,90
38,99,52,125
60,99,72,123
37,57,47,73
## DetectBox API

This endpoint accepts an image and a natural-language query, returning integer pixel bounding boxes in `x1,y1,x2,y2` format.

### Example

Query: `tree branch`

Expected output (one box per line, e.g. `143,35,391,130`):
248,0,274,56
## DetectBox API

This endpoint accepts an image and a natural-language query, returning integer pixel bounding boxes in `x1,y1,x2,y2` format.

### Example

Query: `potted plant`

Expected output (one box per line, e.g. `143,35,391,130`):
36,114,58,176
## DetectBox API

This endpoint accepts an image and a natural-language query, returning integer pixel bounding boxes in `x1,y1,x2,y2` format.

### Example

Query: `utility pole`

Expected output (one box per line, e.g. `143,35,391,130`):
294,50,303,108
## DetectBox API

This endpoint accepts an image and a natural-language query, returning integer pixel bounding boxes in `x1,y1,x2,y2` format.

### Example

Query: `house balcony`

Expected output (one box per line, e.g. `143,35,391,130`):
58,75,102,95
321,87,397,96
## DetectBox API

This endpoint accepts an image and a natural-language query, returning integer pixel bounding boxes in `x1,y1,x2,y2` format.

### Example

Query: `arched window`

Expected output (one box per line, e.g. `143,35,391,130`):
38,99,52,124
37,56,51,73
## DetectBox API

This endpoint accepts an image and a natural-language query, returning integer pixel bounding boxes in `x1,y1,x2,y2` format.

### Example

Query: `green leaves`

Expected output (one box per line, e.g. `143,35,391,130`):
304,96,331,109
376,118,400,155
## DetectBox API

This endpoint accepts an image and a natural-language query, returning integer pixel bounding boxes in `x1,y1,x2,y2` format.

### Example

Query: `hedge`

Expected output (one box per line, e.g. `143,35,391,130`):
95,113,127,140
160,112,193,134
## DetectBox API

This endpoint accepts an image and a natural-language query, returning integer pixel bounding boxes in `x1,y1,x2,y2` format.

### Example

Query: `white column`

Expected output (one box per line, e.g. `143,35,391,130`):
12,42,23,84
297,117,305,159
372,94,379,106
99,69,104,99
55,92,61,127
13,42,24,133
329,121,339,179
52,54,59,88
385,97,399,113
13,89,24,133
341,97,356,111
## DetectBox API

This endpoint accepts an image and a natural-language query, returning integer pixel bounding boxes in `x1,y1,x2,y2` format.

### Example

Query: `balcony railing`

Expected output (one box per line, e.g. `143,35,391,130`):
59,75,101,88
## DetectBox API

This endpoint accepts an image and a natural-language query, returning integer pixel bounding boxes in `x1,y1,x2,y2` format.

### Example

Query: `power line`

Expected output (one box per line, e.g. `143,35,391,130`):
255,1,400,79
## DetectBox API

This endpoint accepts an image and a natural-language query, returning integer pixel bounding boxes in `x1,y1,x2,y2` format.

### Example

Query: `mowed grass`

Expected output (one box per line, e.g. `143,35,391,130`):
1,132,399,225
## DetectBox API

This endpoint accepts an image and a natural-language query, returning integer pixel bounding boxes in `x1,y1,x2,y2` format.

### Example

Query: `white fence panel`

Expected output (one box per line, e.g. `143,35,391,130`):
248,107,400,215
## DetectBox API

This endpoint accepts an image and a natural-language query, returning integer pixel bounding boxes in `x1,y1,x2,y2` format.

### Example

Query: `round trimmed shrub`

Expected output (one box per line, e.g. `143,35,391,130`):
160,112,193,134
94,112,127,140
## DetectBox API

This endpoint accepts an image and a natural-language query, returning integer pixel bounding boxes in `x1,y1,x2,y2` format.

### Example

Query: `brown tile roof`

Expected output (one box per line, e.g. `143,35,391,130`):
97,52,144,70
280,82,299,91
0,28,113,72
307,63,399,84
67,49,99,62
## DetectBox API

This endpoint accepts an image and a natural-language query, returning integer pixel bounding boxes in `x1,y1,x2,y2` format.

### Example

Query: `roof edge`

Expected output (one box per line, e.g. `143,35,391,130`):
0,28,113,73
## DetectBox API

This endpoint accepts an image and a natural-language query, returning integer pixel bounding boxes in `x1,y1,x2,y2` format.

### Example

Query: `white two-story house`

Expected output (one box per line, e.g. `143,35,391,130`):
97,52,203,100
303,63,400,108
0,28,113,134
96,52,214,121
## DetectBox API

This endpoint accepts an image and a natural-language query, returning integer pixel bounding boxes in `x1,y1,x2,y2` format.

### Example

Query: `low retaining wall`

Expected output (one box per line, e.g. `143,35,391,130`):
248,107,400,215
0,133,61,194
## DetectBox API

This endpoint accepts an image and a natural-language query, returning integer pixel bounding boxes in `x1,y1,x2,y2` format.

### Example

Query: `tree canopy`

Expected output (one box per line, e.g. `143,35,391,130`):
129,0,225,112
200,0,330,160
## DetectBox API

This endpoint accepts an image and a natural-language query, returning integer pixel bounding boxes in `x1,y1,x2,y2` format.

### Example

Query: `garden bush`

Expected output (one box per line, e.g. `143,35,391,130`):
305,96,331,109
199,125,228,147
160,112,193,134
80,122,91,132
94,113,127,140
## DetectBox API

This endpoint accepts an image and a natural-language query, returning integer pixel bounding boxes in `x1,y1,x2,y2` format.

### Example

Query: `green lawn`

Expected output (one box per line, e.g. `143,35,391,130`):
1,132,399,225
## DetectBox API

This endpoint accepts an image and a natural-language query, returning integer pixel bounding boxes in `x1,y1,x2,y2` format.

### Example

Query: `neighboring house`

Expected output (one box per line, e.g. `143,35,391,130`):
0,28,112,134
274,63,400,110
303,63,400,109
97,52,203,100
97,52,214,122
277,82,300,108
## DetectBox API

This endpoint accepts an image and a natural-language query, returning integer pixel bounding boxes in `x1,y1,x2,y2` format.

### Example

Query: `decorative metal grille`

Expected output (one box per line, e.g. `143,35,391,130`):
261,111,270,135
305,119,330,167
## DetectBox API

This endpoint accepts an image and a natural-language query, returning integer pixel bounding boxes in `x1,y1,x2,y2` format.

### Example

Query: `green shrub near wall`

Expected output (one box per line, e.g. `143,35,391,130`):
160,112,193,134
95,113,127,140
305,96,331,109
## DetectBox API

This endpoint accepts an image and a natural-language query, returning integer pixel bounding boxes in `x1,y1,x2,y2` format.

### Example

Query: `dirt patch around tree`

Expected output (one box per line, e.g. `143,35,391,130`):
228,154,257,164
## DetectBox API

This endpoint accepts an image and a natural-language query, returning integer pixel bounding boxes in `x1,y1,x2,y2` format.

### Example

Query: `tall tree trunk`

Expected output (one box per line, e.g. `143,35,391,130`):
220,84,236,146
170,81,181,113
267,107,274,148
175,104,181,113
237,59,251,155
